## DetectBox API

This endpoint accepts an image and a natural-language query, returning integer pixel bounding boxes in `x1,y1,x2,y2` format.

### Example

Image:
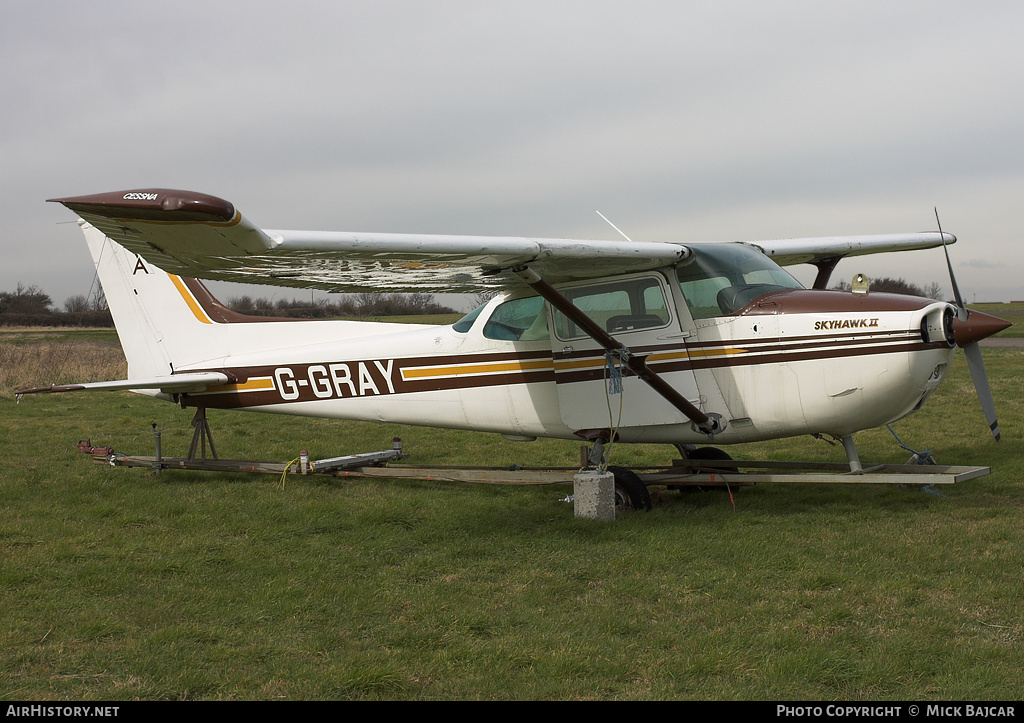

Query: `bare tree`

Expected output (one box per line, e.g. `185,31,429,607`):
90,286,107,312
1,283,53,314
923,281,945,300
228,295,257,313
64,295,89,313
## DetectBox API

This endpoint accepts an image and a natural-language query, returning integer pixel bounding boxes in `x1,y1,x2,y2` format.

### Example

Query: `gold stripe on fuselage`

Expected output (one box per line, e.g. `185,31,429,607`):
401,358,554,381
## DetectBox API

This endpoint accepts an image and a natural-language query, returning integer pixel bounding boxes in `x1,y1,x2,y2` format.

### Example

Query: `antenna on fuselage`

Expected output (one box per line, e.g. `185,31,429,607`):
596,211,633,243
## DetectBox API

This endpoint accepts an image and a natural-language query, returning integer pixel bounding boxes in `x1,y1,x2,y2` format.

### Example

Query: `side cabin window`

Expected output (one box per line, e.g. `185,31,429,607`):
553,276,670,339
676,244,803,319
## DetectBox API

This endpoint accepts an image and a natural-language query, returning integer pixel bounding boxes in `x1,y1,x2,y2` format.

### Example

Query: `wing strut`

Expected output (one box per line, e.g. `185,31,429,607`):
511,265,721,435
811,256,843,289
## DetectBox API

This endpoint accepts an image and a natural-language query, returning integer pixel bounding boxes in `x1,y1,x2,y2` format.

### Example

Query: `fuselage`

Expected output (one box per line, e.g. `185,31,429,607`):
171,249,958,446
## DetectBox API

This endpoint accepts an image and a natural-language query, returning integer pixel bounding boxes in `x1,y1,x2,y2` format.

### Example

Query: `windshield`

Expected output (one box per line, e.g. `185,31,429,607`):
452,302,487,333
676,244,803,319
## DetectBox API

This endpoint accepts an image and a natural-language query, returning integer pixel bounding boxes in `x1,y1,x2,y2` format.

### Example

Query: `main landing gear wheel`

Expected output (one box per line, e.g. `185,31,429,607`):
608,466,652,511
687,446,738,470
672,447,738,492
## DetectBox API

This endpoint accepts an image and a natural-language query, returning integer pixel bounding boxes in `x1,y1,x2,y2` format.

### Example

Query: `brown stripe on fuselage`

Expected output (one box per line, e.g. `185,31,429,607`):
179,349,557,409
552,340,939,385
175,327,944,409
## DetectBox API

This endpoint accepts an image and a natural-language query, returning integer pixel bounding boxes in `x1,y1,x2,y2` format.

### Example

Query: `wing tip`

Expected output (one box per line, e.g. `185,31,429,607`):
49,189,236,224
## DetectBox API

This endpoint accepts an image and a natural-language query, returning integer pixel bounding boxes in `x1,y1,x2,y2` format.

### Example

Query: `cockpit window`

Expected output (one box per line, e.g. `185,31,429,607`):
452,303,486,333
483,295,548,341
676,244,803,319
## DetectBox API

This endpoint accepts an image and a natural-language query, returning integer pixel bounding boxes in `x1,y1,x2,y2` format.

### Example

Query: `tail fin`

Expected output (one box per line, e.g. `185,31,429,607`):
85,221,190,378
83,221,294,377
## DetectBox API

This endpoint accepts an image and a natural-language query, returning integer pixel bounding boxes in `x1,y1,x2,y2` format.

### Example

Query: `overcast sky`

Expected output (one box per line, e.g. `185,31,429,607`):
3,1,1022,309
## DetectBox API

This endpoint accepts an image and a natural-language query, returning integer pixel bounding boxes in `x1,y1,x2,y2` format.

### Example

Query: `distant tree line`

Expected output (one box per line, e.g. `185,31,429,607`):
831,277,945,300
0,282,459,327
0,284,113,327
226,291,457,318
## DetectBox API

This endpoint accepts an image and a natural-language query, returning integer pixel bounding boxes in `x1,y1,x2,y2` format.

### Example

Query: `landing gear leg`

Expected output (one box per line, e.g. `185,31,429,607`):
587,437,607,468
841,435,861,472
580,435,651,512
673,443,697,459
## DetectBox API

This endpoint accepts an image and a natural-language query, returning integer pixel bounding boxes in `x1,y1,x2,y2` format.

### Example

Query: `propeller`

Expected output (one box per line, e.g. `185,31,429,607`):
936,209,1011,440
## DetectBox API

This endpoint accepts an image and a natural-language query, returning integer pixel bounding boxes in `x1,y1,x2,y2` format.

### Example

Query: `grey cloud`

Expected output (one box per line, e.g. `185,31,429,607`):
2,1,1022,304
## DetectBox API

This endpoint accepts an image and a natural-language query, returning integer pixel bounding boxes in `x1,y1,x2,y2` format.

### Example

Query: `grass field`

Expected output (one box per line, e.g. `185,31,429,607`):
1,330,1022,700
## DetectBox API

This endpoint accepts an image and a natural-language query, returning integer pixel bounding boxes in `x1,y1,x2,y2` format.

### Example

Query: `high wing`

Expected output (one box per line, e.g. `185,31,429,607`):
51,189,686,292
747,233,955,266
50,189,954,292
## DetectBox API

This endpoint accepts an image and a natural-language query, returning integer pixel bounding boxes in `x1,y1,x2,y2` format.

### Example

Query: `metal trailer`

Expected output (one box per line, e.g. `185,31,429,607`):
83,438,989,488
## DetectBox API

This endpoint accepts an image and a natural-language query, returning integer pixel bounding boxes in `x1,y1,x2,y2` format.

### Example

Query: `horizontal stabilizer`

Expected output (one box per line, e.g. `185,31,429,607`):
16,372,230,397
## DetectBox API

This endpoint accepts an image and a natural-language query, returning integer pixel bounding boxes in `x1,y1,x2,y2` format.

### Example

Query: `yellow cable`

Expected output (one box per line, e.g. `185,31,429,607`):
279,457,300,489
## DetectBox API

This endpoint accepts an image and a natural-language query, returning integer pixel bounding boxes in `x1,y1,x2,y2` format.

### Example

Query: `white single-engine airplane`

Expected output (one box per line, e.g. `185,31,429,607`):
21,189,1010,507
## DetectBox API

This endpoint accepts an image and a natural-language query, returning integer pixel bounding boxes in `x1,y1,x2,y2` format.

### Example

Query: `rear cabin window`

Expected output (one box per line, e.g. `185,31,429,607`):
553,277,670,339
676,244,803,319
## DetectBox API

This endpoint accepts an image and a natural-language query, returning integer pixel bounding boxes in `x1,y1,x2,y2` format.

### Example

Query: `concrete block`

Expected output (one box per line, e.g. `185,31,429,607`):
573,469,615,521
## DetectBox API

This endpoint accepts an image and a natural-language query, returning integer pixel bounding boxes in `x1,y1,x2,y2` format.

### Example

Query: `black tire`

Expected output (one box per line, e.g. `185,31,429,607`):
608,466,652,511
672,447,738,492
687,447,738,473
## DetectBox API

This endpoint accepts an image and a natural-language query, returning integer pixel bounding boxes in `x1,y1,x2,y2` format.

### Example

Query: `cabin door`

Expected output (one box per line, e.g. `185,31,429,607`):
547,274,702,431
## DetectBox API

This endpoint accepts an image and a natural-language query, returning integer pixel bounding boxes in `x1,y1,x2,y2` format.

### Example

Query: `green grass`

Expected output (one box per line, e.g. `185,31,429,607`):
1,346,1022,699
0,327,121,344
357,312,463,325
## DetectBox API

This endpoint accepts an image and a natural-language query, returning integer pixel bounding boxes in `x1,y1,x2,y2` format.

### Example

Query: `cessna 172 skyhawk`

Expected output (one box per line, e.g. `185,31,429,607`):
20,189,1010,506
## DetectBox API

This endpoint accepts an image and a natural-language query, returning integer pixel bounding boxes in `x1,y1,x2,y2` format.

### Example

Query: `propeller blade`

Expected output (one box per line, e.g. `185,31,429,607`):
935,210,1010,440
963,342,1001,441
935,208,968,321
